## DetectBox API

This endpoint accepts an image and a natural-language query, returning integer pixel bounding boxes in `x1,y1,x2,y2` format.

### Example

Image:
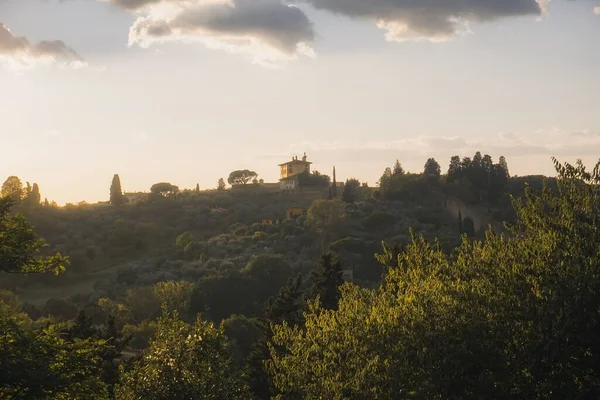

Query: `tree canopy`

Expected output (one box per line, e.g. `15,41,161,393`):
268,159,600,399
116,311,249,400
110,174,125,206
228,170,258,186
150,182,179,197
0,196,69,274
1,176,23,202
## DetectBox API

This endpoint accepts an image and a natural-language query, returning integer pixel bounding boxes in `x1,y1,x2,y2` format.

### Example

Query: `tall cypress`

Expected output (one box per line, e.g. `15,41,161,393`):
331,166,338,198
110,174,125,206
308,253,344,311
31,183,41,205
246,274,304,399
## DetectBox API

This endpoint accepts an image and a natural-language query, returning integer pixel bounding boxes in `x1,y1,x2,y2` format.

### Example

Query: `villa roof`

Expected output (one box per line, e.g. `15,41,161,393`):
278,159,313,167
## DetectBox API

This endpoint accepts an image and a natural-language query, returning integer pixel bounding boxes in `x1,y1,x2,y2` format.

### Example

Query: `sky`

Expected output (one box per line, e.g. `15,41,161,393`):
1,0,599,204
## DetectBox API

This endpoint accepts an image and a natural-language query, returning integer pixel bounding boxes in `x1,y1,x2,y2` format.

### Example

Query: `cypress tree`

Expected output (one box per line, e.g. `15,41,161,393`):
331,166,338,197
110,174,125,206
195,183,200,192
68,309,96,340
31,183,41,205
308,253,344,311
101,315,131,395
246,274,304,399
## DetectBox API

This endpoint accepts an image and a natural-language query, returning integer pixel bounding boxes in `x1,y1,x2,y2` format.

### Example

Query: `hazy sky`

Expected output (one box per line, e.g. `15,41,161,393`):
1,0,599,204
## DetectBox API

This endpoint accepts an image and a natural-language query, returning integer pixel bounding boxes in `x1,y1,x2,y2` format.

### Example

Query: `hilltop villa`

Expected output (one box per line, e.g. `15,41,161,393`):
279,153,312,190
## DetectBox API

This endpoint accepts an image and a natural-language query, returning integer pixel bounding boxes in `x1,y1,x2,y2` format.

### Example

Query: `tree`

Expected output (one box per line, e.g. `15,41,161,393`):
264,273,304,328
246,274,304,399
242,255,292,291
462,216,475,237
1,176,23,201
153,281,195,314
472,151,482,168
116,311,248,399
0,203,107,398
306,199,345,247
342,178,361,203
110,174,125,206
331,166,338,197
424,158,441,177
218,178,227,191
392,160,405,176
0,303,110,399
228,170,258,186
24,182,42,208
195,183,200,192
378,167,393,191
0,196,69,274
498,156,510,178
150,182,179,197
100,315,131,396
268,159,600,399
308,253,344,311
69,309,97,340
448,155,462,182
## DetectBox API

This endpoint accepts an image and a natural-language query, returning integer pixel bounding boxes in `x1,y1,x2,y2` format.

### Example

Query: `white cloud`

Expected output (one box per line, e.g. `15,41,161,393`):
99,0,552,64
0,23,84,69
44,129,63,136
290,129,600,162
104,0,316,65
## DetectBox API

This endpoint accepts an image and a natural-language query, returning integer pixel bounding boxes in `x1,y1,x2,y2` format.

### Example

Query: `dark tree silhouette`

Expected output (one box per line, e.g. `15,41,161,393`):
110,174,125,206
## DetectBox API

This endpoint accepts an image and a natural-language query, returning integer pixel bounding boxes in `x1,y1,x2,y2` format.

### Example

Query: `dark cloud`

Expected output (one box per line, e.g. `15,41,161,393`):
304,0,547,40
0,23,83,67
101,0,161,11
128,0,315,62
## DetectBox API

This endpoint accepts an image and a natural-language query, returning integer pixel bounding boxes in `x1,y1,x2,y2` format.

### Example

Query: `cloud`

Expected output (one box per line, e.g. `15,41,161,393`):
288,129,600,165
95,0,554,64
112,0,315,64
304,0,548,41
0,23,84,69
44,129,63,136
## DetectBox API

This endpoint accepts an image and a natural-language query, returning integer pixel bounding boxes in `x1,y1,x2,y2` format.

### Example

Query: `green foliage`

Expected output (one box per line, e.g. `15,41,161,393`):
247,274,305,399
424,158,441,176
116,311,249,399
241,254,291,289
306,199,345,235
221,314,262,365
0,196,69,274
1,176,24,202
392,160,405,176
308,253,344,311
23,182,41,208
342,178,361,203
175,231,198,250
446,152,509,203
153,280,195,314
267,159,600,399
218,178,227,191
298,171,331,188
110,174,125,206
0,303,110,399
228,170,258,186
150,182,179,197
69,309,97,340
